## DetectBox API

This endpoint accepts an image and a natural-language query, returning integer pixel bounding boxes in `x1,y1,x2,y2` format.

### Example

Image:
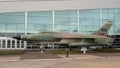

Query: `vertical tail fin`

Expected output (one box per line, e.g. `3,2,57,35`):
92,21,112,36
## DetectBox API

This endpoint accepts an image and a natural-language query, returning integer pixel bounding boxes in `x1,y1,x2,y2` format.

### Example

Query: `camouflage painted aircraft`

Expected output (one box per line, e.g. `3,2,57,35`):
12,21,113,53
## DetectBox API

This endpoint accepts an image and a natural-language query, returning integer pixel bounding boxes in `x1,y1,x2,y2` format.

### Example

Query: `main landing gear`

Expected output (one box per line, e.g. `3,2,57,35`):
80,47,88,54
40,44,44,53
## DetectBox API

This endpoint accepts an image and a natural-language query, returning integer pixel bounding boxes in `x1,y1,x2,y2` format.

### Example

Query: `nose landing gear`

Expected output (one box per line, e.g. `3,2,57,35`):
40,44,44,53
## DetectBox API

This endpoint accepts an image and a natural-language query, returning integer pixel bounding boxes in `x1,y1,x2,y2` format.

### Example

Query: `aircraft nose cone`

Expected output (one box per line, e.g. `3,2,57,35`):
12,36,21,40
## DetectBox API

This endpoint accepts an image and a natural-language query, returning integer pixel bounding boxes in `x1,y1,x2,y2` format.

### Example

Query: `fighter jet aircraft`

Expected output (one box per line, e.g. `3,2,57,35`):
12,21,113,53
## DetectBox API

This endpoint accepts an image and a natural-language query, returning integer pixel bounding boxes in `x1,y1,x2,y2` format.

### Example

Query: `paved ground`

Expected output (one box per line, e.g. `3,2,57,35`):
0,55,21,60
20,50,61,60
20,50,120,59
0,56,120,68
0,51,120,68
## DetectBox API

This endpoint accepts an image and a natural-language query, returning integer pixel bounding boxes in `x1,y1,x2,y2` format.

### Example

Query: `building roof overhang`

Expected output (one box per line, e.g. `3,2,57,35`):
0,0,120,13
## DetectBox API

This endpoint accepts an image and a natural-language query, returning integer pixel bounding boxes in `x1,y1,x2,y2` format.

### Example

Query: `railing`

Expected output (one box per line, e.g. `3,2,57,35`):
0,37,27,49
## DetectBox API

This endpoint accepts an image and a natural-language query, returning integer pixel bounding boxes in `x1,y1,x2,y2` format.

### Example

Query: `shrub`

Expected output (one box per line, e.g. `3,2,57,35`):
0,50,25,55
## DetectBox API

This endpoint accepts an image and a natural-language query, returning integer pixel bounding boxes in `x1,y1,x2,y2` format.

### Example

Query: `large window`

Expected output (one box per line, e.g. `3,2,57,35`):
54,10,78,32
102,8,120,35
27,11,53,33
79,9,100,34
0,12,25,37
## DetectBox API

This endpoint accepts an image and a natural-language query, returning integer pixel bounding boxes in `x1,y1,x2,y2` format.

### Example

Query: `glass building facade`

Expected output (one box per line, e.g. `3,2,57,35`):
0,8,120,49
0,8,120,37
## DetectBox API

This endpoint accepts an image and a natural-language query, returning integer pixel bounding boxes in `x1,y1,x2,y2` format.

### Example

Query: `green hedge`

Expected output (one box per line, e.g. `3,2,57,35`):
0,50,25,55
92,48,120,53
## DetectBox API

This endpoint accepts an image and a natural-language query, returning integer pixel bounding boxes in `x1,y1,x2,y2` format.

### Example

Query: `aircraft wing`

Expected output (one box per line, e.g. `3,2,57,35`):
55,33,108,39
69,42,97,46
54,33,111,46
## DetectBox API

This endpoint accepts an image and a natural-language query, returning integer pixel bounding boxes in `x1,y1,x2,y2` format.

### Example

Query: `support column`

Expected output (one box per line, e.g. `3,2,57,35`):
52,11,55,31
100,8,102,28
24,12,28,49
52,43,55,49
1,39,3,48
24,41,27,49
40,43,44,53
77,10,80,32
47,43,50,48
0,39,1,48
20,40,21,48
31,43,32,50
10,39,12,48
25,12,28,35
15,40,17,49
5,38,7,49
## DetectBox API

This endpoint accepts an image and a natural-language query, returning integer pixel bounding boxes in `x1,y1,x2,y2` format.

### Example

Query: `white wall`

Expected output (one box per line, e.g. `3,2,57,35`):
0,0,120,13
